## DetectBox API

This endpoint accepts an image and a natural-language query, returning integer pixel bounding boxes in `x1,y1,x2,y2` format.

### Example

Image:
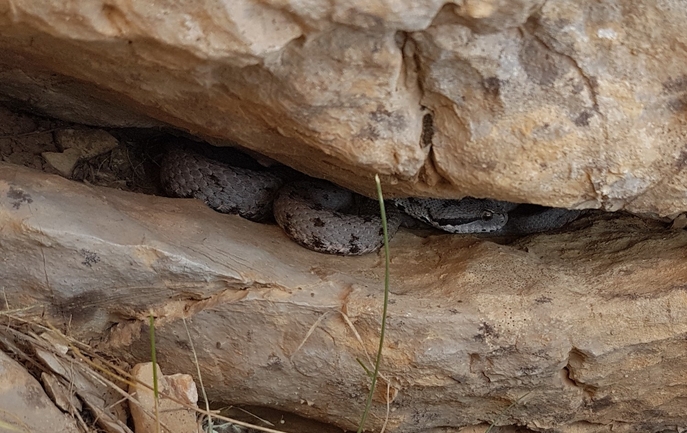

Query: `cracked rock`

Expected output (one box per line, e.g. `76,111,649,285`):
0,1,685,215
2,163,687,432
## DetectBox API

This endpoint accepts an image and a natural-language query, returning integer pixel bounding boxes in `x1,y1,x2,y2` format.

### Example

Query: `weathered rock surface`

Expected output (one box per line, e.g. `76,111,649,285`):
129,363,198,433
2,163,687,432
32,335,130,433
0,350,81,433
1,1,687,217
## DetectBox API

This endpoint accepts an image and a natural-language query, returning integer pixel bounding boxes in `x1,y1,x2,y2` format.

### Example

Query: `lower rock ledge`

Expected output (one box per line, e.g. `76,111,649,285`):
2,162,687,432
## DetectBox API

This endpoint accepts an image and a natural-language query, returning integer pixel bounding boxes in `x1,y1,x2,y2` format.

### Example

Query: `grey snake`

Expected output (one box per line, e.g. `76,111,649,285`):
160,147,580,255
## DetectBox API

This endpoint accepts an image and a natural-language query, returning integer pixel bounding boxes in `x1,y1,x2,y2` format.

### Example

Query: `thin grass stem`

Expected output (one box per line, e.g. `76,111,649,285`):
357,175,391,433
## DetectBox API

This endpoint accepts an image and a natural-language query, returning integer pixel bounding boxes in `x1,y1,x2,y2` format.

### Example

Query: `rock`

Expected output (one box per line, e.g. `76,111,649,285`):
33,338,129,433
54,128,120,159
1,1,687,216
0,66,164,128
671,213,687,229
42,147,83,177
41,372,83,412
2,162,687,432
165,373,199,407
0,350,81,433
129,363,198,433
42,128,120,177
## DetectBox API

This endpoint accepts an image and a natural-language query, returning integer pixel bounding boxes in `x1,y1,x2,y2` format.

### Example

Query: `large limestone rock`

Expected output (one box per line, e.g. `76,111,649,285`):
2,163,687,432
1,0,686,216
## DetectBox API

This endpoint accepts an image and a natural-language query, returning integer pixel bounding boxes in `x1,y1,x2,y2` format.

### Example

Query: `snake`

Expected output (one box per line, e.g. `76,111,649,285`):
160,147,581,255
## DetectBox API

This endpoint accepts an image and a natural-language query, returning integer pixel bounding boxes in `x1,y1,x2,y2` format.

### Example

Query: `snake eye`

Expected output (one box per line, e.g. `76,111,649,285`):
481,210,493,221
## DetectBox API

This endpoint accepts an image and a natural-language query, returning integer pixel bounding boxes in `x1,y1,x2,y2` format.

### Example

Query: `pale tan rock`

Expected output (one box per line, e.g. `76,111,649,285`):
42,147,83,177
1,1,686,217
40,331,70,355
671,213,687,229
42,128,120,176
166,374,199,407
54,128,119,159
0,350,81,433
2,163,687,432
129,363,198,433
41,371,83,412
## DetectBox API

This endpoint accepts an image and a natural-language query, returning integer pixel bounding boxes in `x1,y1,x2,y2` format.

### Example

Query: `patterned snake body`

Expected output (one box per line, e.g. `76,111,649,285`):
273,181,401,255
161,147,580,255
161,147,282,221
393,197,517,233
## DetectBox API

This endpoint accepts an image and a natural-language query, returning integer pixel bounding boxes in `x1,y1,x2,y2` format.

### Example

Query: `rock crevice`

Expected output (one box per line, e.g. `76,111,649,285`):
2,163,687,431
1,0,686,215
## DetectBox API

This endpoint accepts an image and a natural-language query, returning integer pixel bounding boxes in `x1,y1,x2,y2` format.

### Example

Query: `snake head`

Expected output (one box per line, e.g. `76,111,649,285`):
392,197,512,234
436,210,509,233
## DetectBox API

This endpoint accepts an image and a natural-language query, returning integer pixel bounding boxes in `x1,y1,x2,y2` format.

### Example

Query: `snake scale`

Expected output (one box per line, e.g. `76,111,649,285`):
160,147,581,255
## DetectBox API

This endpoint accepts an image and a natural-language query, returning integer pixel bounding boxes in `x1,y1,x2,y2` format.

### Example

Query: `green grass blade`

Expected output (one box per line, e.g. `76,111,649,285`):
148,313,161,433
357,174,391,433
148,313,159,400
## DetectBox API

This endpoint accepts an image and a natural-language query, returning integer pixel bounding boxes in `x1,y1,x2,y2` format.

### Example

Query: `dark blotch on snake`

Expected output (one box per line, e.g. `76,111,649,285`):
309,236,326,250
281,221,294,236
348,234,361,254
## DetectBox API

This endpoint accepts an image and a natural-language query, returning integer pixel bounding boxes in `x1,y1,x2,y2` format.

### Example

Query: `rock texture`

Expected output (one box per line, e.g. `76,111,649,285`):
129,363,198,433
2,163,687,432
42,128,120,177
1,1,687,217
0,350,81,433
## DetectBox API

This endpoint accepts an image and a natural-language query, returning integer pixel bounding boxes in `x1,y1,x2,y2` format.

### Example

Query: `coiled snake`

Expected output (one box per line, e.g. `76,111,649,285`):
160,147,580,255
